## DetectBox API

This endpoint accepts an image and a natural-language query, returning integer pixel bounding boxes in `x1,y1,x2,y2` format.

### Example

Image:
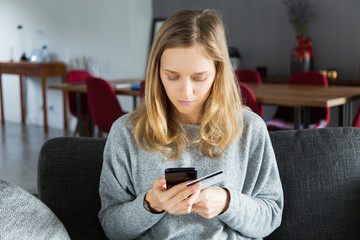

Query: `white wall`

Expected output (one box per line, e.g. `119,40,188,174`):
0,0,152,129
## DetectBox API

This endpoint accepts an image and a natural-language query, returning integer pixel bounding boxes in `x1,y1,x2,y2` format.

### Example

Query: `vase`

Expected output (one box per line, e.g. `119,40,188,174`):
290,35,314,75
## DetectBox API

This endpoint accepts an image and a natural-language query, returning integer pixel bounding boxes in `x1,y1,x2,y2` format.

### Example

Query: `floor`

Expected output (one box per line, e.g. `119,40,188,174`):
0,121,71,194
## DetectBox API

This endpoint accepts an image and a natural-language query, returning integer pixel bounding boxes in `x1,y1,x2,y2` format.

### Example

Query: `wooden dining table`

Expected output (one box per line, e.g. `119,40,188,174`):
246,82,360,129
49,80,360,134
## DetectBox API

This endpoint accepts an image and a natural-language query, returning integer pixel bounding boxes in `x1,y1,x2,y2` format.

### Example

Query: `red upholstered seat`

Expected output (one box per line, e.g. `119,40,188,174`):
67,70,93,135
140,80,145,100
236,69,263,117
239,82,263,117
67,70,92,120
86,77,126,133
235,69,262,84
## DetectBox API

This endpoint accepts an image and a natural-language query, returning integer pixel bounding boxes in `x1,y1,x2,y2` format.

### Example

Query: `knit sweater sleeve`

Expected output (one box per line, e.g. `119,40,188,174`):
98,116,164,240
218,112,284,238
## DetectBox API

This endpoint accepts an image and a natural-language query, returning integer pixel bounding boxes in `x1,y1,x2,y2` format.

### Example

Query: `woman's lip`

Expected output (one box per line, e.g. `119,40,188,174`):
178,100,194,106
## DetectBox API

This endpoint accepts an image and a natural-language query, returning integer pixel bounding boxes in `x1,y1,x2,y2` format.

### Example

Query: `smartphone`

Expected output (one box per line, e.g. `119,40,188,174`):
165,167,197,189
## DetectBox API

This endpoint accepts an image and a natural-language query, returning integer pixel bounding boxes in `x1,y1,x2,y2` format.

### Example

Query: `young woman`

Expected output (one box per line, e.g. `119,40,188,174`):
99,9,283,240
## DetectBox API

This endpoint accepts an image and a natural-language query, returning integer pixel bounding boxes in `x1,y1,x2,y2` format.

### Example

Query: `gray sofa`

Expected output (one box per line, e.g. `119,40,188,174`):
36,127,360,240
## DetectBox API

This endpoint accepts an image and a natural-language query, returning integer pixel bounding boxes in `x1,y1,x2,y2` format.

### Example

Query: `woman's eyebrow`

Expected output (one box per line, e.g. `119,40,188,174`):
163,69,209,75
192,71,208,76
163,69,179,74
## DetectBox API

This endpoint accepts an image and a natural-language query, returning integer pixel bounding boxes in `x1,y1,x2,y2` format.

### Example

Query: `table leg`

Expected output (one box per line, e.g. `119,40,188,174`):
62,90,68,130
62,73,68,130
348,102,353,126
340,104,347,127
294,107,301,130
19,75,25,124
0,74,4,126
76,92,84,137
133,96,137,110
41,74,48,132
303,107,310,129
87,106,93,137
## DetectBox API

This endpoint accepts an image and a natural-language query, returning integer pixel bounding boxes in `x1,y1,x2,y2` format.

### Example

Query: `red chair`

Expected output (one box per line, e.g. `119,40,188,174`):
86,77,126,133
67,70,92,135
266,71,330,130
239,82,263,117
140,80,146,100
236,69,263,116
353,107,360,128
235,69,262,84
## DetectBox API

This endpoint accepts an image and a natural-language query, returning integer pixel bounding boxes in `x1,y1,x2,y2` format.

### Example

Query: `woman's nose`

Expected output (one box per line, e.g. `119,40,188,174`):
180,78,193,96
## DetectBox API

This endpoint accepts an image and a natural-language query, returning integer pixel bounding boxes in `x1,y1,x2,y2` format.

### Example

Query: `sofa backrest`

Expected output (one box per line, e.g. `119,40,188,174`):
38,137,108,240
37,127,360,239
267,127,360,240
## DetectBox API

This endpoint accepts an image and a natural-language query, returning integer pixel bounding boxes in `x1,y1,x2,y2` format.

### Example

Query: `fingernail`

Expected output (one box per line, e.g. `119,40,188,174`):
194,182,202,190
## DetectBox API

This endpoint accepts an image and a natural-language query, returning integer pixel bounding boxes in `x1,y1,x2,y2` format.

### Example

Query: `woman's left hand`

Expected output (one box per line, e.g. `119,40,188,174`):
192,187,230,219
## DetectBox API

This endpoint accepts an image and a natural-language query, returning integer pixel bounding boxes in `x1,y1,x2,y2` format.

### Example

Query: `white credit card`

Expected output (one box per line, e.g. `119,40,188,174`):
186,170,224,190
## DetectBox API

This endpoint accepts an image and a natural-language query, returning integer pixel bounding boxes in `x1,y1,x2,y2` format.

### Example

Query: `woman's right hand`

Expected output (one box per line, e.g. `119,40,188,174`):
145,177,201,215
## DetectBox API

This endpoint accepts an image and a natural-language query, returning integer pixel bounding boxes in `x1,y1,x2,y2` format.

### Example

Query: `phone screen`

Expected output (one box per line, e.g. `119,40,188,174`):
165,167,197,189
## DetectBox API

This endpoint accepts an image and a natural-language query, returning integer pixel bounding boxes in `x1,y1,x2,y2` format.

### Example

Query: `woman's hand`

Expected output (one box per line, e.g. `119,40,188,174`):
192,187,230,219
145,177,202,215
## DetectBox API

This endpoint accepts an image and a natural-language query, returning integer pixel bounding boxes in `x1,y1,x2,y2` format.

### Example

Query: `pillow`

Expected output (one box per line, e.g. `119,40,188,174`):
0,179,70,240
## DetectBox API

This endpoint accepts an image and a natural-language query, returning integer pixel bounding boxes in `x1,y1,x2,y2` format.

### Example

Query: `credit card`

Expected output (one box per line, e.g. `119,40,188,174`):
186,170,224,190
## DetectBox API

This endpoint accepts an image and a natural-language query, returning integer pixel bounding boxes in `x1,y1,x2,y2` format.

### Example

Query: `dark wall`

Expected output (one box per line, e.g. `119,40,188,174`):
152,0,360,81
152,0,360,126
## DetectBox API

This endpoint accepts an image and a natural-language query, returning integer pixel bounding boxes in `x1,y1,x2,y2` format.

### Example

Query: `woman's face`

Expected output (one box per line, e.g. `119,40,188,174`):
160,45,216,124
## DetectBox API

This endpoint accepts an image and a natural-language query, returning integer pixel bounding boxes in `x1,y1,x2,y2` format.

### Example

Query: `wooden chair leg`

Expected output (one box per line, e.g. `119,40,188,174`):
73,119,95,137
72,123,78,137
97,128,103,138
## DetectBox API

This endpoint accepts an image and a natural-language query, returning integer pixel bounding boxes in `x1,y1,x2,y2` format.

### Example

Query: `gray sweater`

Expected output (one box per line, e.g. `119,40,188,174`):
99,110,283,240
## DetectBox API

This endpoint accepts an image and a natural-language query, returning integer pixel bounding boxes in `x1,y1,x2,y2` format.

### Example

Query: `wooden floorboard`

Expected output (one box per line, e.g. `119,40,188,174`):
0,121,71,194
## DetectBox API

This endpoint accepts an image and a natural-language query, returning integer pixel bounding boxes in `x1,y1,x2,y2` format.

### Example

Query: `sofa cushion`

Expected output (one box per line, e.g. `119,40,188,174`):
267,127,360,239
0,178,70,240
38,137,107,240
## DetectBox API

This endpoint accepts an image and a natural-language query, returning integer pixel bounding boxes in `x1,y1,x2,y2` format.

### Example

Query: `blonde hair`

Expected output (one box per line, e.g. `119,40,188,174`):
130,9,244,160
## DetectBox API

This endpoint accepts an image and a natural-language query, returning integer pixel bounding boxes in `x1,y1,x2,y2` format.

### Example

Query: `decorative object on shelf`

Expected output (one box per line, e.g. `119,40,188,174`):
10,47,14,62
319,69,338,83
69,56,93,71
256,66,268,78
30,45,47,62
228,47,242,71
20,53,28,62
68,56,101,77
291,35,314,74
283,0,316,74
17,25,28,61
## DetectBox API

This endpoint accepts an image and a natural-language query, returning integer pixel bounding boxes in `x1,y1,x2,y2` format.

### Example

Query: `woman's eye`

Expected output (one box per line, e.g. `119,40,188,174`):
192,77,206,82
168,75,179,80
